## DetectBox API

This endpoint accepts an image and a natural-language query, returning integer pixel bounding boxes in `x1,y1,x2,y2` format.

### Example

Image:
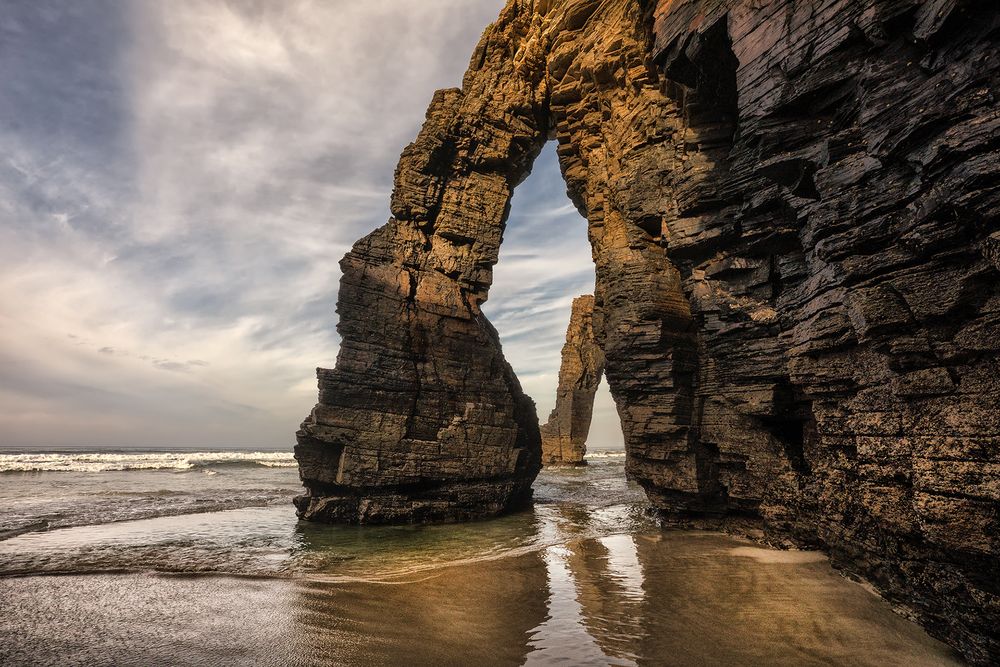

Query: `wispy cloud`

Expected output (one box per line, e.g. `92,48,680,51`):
485,144,622,448
0,0,622,449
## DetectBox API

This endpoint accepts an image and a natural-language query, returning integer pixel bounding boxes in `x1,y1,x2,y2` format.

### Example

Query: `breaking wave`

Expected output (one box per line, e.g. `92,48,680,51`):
585,450,626,459
0,451,296,473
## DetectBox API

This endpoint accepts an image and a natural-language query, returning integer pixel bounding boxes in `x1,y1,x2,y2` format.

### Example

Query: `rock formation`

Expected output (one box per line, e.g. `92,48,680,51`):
642,3,1000,663
297,0,999,661
541,295,605,465
293,4,551,524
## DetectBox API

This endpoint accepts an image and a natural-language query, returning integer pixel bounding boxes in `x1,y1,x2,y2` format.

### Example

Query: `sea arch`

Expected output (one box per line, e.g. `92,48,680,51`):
293,0,1000,660
292,0,681,523
293,0,748,523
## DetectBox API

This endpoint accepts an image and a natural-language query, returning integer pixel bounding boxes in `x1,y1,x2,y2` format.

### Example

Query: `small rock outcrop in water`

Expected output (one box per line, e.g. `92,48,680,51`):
296,0,999,661
540,295,605,465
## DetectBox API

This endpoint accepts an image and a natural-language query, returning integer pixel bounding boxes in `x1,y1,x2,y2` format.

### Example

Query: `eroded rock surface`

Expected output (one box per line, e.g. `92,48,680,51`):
298,0,999,660
294,3,551,524
541,295,605,464
641,3,1000,663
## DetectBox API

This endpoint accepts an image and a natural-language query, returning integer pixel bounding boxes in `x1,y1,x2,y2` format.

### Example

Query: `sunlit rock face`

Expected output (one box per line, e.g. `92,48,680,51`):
297,0,998,660
541,295,605,465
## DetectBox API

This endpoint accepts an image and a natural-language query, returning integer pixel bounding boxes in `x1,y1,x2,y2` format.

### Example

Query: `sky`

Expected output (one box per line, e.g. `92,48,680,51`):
0,0,623,450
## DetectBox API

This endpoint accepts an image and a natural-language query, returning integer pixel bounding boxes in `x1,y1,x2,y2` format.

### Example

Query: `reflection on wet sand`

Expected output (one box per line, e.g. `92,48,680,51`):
529,505,646,665
0,528,962,667
289,551,549,666
0,460,963,666
525,527,960,667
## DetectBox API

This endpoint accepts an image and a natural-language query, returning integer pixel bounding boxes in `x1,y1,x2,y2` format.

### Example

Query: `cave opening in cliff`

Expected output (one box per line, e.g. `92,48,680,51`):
482,141,623,456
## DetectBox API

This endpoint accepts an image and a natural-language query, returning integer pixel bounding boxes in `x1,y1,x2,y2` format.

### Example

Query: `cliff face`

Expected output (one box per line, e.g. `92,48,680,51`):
643,2,1000,662
540,295,605,465
297,0,999,661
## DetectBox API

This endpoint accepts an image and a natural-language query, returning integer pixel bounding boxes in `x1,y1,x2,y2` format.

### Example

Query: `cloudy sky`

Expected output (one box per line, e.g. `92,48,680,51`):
0,0,622,450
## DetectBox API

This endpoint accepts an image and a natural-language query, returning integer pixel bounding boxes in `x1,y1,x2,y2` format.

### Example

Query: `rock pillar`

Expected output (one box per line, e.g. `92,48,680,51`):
541,295,605,465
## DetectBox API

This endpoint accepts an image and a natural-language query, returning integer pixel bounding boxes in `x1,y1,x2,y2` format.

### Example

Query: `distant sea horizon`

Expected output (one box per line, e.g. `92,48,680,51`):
1,442,628,454
1,443,294,454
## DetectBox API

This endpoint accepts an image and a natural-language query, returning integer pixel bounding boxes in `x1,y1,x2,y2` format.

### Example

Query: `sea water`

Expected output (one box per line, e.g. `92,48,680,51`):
0,448,961,666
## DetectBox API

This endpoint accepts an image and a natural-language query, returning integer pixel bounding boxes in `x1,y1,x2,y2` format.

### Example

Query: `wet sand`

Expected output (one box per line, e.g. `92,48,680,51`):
0,530,961,667
0,455,963,665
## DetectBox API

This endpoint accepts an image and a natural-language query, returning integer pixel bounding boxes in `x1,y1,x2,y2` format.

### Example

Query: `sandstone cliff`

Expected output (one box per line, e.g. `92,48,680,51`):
296,0,999,661
540,295,606,465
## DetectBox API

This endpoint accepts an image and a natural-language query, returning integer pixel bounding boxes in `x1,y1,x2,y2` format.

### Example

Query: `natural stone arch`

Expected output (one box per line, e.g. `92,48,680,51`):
295,2,1000,659
293,0,695,524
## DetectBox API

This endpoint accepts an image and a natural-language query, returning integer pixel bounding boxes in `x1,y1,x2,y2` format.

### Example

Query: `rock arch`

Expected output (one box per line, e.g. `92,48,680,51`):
295,1,1000,660
294,0,690,525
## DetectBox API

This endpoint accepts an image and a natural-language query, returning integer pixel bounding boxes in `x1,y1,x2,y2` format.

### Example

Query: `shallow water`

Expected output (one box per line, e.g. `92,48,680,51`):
0,449,961,666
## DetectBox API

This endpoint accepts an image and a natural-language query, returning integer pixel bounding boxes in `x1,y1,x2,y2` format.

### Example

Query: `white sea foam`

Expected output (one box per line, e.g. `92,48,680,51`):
0,451,296,473
585,450,626,459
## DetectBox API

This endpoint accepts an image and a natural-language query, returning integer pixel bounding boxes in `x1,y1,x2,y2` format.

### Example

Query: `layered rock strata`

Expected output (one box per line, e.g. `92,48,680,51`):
294,4,551,524
540,295,606,465
641,3,1000,663
298,0,999,661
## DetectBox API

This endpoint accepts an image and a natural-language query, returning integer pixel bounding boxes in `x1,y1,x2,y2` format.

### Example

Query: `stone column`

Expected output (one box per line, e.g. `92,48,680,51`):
293,0,554,524
541,295,606,465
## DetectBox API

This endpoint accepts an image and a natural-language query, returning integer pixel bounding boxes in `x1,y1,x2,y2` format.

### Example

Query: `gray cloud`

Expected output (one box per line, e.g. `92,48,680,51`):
0,0,623,449
484,143,623,448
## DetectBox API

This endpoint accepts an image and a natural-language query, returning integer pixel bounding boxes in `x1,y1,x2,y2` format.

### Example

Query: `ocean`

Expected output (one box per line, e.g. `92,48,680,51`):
0,448,960,666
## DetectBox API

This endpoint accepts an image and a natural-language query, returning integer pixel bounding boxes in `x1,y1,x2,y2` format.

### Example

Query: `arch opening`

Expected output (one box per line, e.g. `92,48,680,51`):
482,141,623,466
